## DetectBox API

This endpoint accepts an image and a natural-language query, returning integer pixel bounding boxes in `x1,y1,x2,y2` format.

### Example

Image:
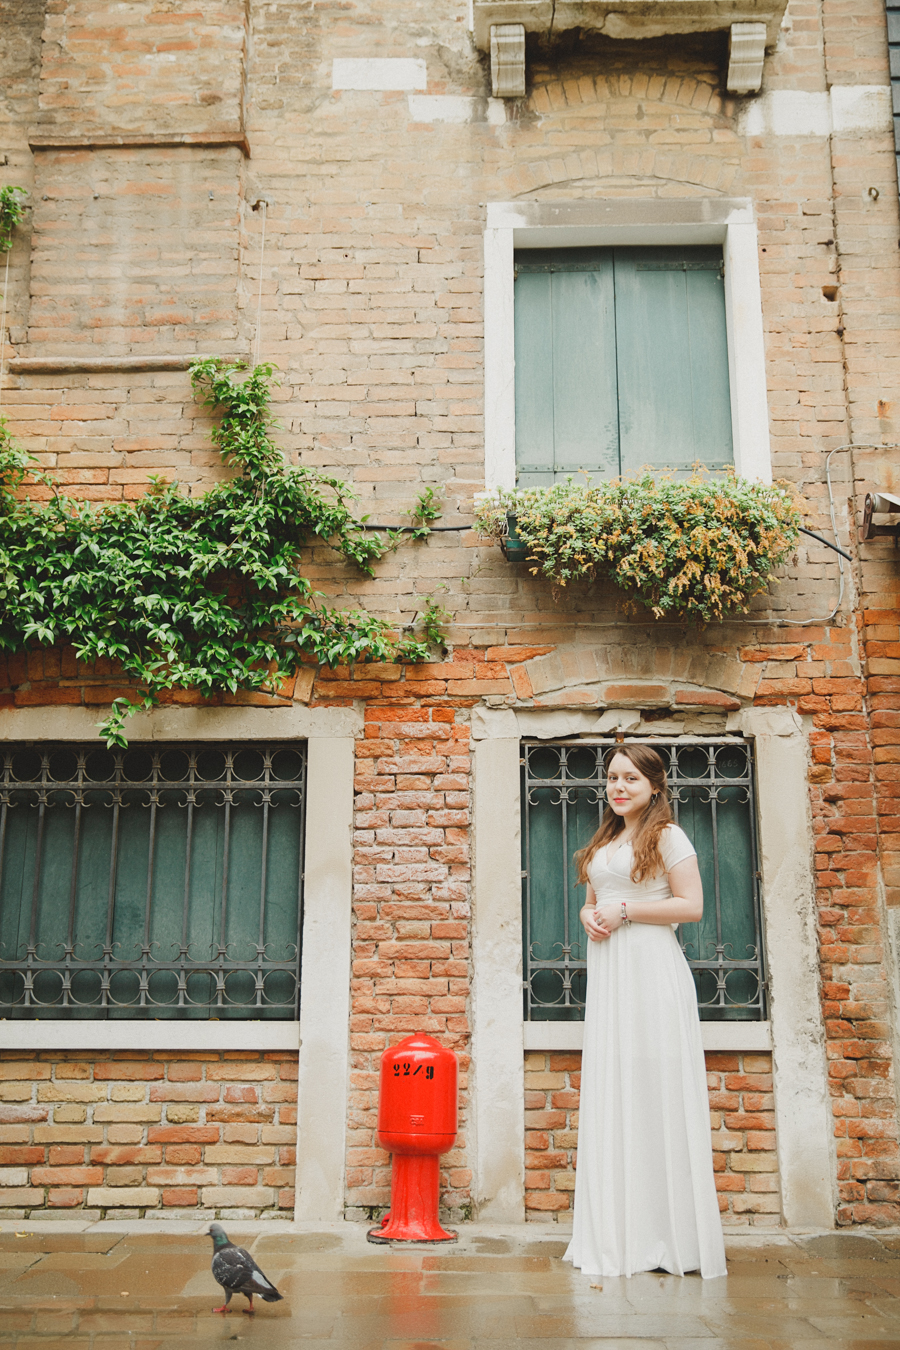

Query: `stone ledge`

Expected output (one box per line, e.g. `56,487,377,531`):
471,0,789,50
7,355,244,374
28,130,250,156
523,1021,773,1051
676,689,742,711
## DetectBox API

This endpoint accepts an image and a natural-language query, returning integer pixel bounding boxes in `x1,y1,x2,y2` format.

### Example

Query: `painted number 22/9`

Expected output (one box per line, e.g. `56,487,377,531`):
393,1062,435,1079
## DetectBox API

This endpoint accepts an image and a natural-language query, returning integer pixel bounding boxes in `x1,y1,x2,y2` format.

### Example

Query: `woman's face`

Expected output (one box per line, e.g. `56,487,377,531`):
606,753,655,823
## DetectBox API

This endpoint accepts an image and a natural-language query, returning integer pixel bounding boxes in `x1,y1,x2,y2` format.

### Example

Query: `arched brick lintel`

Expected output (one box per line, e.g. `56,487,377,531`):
506,643,760,710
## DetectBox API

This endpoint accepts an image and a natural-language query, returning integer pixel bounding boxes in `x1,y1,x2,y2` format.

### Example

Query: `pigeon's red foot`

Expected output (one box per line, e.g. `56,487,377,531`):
212,1305,230,1313
242,1307,255,1315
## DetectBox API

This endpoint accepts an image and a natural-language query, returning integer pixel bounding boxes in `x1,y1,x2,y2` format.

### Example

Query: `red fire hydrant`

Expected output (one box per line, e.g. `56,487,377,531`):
367,1032,459,1244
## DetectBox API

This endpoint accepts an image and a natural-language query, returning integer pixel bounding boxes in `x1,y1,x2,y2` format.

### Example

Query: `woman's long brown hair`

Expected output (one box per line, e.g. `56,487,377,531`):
574,743,674,885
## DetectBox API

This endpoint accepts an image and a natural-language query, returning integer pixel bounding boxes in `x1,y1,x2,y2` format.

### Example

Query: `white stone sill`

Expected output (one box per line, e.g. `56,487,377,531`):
524,1021,772,1052
0,1020,300,1052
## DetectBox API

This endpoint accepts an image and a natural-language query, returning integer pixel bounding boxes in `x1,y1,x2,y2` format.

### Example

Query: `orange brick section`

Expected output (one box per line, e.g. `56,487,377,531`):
524,1052,580,1217
744,626,900,1231
347,706,472,1218
810,685,900,1227
0,1051,297,1216
0,647,520,712
748,626,900,1227
523,1051,780,1225
706,1053,781,1223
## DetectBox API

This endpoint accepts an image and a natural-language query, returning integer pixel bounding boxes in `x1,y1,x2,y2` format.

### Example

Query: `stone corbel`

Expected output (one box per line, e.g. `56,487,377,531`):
726,22,767,96
490,23,526,98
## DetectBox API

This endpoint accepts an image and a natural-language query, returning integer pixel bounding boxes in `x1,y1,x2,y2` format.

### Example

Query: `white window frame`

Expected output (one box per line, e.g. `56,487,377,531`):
471,707,834,1227
0,703,357,1223
484,198,772,490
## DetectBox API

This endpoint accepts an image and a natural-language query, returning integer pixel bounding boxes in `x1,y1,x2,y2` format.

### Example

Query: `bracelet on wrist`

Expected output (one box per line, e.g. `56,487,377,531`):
621,901,631,927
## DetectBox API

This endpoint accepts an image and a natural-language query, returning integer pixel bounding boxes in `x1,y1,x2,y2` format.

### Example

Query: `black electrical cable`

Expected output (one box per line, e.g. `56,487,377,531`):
797,525,852,562
356,523,472,532
358,522,853,559
356,522,853,561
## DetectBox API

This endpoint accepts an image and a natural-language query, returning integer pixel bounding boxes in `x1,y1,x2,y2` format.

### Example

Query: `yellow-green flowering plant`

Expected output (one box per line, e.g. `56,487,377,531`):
475,472,804,624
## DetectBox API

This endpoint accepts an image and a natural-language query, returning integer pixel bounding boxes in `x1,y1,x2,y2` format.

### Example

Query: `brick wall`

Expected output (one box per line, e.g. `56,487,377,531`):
34,0,247,139
3,0,900,1233
0,1051,297,1217
811,646,900,1223
1,369,231,501
25,146,242,357
347,705,472,1218
524,1051,781,1226
706,1052,781,1223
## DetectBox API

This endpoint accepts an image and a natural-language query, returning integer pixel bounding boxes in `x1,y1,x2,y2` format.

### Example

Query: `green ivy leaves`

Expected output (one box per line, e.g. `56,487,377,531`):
0,186,26,254
475,473,803,624
0,361,445,746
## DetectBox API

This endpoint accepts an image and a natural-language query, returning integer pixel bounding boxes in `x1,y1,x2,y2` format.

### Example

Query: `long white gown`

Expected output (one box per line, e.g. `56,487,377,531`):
564,824,727,1279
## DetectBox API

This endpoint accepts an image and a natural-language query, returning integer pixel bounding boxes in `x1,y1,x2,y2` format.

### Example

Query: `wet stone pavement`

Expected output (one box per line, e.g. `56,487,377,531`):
2,1222,900,1349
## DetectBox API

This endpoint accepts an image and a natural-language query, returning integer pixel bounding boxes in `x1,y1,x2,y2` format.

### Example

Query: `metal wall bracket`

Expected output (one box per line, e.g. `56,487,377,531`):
726,22,767,95
490,23,526,98
860,491,900,543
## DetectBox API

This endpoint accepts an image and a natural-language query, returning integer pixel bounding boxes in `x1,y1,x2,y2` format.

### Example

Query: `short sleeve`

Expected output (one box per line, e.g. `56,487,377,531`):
659,824,696,873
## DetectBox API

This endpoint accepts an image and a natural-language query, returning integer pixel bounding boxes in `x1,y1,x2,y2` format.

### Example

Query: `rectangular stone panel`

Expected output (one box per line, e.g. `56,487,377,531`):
27,146,242,355
35,0,246,138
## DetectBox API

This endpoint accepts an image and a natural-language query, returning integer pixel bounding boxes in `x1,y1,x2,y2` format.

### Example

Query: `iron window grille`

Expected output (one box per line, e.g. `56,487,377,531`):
0,742,305,1020
522,738,765,1022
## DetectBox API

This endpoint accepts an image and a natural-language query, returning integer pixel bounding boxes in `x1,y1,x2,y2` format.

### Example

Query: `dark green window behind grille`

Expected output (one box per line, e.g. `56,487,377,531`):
514,246,733,485
522,739,765,1022
0,743,305,1020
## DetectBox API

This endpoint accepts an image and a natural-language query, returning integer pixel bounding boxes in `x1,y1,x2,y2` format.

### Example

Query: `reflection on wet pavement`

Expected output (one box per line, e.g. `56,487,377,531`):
2,1221,900,1347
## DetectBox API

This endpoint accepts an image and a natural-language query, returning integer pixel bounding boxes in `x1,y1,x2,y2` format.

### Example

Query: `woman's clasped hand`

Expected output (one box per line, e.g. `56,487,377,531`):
581,901,620,942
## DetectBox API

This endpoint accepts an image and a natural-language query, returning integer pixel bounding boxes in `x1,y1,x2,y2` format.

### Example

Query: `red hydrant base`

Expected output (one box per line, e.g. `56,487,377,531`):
366,1223,458,1244
365,1151,458,1243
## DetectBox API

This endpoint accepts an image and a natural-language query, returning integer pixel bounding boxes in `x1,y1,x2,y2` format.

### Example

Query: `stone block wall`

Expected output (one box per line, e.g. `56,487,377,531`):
524,1051,781,1225
348,704,472,1218
0,1051,297,1217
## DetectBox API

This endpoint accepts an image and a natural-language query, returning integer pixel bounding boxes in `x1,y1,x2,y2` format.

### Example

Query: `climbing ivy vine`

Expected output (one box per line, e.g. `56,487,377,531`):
0,186,26,254
0,359,446,746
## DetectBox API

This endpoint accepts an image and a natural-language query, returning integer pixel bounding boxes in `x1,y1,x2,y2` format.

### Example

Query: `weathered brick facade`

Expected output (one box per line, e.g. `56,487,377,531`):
0,1053,297,1216
2,0,900,1228
524,1052,780,1225
349,707,472,1215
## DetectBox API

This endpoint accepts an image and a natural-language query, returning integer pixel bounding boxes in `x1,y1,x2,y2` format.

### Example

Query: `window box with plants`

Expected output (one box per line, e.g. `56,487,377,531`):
475,473,806,625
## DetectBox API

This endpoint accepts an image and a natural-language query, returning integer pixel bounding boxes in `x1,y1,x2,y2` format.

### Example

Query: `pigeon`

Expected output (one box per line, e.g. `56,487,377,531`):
207,1223,284,1314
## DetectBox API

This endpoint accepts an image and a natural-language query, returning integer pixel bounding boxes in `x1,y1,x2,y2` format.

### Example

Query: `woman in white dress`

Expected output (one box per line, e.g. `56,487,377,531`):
564,743,727,1280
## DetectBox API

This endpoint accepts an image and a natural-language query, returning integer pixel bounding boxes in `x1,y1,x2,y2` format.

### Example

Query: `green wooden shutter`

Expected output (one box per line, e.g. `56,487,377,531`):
613,247,733,475
513,246,733,483
514,249,619,485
